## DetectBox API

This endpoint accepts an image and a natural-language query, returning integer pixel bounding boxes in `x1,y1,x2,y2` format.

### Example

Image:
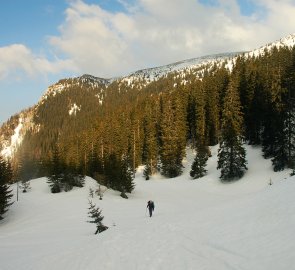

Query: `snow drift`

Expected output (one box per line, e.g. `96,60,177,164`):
0,145,294,270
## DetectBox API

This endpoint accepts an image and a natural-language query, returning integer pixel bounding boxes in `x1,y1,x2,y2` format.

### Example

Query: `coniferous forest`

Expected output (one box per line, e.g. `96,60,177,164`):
3,45,295,192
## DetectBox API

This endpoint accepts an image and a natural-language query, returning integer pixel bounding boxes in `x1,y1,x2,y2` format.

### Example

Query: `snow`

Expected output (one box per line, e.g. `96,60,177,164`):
95,94,103,105
2,33,295,269
40,75,111,105
247,34,295,58
69,103,81,116
117,34,295,88
1,117,23,158
121,52,240,86
1,145,294,270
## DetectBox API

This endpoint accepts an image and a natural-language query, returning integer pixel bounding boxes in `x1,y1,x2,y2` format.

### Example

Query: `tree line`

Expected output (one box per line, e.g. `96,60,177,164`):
7,45,295,188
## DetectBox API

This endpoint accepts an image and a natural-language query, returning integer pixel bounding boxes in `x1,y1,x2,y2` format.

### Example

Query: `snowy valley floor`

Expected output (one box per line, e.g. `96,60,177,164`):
1,145,295,270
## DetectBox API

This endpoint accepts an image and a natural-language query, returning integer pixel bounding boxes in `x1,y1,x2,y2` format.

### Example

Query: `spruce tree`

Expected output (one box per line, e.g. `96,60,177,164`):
143,164,152,180
204,66,228,146
142,107,158,180
159,93,186,178
268,48,295,171
242,65,265,144
119,154,135,195
262,63,287,160
17,146,40,183
47,147,63,193
104,153,121,190
271,112,288,171
286,97,295,171
217,77,247,181
0,156,13,220
190,145,208,179
285,48,295,170
190,85,209,179
186,87,198,147
86,145,103,178
87,200,108,234
271,95,295,171
62,162,85,191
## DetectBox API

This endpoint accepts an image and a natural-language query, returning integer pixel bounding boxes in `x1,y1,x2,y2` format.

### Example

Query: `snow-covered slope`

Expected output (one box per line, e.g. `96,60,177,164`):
118,33,295,86
40,74,111,102
1,145,294,270
248,33,295,58
41,33,295,92
0,110,35,159
121,52,241,86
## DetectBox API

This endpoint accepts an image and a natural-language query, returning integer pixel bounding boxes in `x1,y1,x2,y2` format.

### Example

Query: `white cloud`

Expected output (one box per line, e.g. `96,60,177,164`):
254,0,295,32
49,0,135,78
0,44,76,80
46,0,295,78
2,0,295,80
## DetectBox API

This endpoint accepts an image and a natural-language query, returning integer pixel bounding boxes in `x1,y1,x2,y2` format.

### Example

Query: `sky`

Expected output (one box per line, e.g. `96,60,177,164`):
1,0,295,124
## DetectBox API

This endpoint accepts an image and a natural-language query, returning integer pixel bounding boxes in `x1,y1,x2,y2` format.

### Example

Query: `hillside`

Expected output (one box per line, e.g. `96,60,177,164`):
1,33,295,163
1,145,294,270
0,51,236,160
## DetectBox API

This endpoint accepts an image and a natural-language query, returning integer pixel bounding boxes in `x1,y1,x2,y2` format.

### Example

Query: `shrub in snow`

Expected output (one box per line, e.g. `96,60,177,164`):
47,170,85,193
46,147,85,193
143,164,151,180
20,180,31,193
95,185,107,200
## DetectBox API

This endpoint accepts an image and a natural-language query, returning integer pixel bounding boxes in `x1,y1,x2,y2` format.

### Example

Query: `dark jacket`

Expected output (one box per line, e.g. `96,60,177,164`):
147,200,155,211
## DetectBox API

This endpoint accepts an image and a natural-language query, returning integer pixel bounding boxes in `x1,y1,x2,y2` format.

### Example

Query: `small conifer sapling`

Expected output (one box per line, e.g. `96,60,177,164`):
87,200,108,234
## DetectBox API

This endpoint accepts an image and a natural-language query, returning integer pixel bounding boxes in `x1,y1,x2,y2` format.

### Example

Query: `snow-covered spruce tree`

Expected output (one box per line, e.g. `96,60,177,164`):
217,77,247,181
87,200,108,234
0,156,13,220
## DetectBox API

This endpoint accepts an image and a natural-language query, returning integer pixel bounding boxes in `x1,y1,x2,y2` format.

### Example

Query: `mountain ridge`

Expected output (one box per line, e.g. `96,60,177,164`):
1,33,295,159
39,33,295,99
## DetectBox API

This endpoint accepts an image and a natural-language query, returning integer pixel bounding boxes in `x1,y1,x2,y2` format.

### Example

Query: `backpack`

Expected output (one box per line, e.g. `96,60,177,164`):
149,201,155,210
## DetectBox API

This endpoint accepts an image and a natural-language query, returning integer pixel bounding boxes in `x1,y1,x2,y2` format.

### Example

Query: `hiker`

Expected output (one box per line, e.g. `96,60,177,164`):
147,200,155,217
